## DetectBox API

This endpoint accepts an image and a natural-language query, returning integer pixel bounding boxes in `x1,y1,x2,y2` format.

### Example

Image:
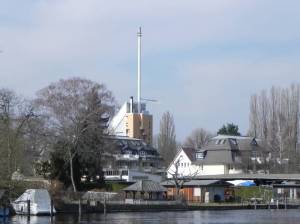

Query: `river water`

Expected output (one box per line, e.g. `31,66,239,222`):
2,210,300,224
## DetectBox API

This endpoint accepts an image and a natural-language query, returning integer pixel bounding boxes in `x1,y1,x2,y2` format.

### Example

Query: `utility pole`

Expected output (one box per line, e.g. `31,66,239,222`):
137,27,142,113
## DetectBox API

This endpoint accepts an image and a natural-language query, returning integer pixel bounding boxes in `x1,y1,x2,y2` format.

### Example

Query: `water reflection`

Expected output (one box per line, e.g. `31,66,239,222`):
4,210,300,224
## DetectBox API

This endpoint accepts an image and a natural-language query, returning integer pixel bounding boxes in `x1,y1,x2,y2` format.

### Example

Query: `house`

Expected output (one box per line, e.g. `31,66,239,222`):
161,180,234,203
273,181,300,201
167,135,267,178
167,147,199,178
123,180,167,203
102,136,164,182
199,135,268,174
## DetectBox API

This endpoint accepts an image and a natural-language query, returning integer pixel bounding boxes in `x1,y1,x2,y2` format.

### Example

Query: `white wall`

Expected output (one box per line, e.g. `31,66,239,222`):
228,168,243,174
128,170,162,182
167,149,245,178
168,162,243,178
109,102,128,136
202,165,226,175
167,150,201,178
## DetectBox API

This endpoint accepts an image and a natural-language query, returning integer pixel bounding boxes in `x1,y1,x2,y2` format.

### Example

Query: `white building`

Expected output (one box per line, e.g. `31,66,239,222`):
102,136,164,182
108,98,153,145
167,147,200,178
167,135,266,178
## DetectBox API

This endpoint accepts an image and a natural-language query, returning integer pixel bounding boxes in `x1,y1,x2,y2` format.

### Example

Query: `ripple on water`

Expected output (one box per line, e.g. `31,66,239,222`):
5,210,300,224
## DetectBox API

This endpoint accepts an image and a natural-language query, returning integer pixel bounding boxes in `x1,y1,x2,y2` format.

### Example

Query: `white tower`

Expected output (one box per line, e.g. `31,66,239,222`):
137,27,142,113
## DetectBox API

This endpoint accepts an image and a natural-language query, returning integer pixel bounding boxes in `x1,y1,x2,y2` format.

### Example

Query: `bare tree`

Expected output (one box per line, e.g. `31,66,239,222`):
184,128,212,149
167,156,200,200
34,78,115,191
249,95,259,137
248,83,300,173
157,111,177,166
0,89,34,179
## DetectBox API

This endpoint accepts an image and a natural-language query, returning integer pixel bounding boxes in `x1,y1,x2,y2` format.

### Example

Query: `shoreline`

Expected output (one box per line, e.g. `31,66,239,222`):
56,203,300,214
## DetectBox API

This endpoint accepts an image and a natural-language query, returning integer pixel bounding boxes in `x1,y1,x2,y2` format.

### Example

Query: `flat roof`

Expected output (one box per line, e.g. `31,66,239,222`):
189,174,300,181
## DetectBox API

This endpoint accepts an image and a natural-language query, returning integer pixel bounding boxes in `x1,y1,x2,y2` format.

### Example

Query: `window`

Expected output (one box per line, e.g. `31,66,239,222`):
215,139,222,145
193,188,201,197
196,150,207,159
251,139,258,146
140,151,146,156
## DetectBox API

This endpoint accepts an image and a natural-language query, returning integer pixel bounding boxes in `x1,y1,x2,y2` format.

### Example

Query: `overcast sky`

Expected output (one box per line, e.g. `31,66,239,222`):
1,0,300,141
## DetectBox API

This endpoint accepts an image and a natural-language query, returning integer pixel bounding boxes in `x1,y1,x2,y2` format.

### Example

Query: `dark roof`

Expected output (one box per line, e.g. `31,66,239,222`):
185,173,300,181
103,136,160,154
193,150,242,165
161,180,233,187
123,180,167,192
207,135,263,152
273,181,300,188
192,135,265,165
182,147,196,161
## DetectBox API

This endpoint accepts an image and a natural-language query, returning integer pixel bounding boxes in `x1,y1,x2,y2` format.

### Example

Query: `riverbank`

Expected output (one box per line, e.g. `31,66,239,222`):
56,202,300,214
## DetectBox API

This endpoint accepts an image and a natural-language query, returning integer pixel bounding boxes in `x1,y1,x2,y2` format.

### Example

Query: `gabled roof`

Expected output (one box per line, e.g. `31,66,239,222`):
166,146,196,172
123,180,167,192
182,147,196,162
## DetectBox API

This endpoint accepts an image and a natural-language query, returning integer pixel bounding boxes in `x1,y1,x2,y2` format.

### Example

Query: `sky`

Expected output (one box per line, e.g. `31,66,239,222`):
1,0,300,142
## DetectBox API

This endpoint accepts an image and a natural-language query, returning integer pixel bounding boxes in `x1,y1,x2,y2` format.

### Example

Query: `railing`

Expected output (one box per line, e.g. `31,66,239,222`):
82,199,182,206
115,155,139,160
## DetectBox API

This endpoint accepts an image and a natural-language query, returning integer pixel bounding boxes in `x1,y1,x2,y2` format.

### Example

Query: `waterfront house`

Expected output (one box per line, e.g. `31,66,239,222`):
167,135,267,178
161,180,233,203
273,181,300,202
102,136,164,182
167,147,199,178
123,180,167,203
194,135,267,175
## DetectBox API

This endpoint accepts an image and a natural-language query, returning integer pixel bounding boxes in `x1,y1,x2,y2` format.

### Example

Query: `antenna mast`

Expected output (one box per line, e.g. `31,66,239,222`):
137,27,142,113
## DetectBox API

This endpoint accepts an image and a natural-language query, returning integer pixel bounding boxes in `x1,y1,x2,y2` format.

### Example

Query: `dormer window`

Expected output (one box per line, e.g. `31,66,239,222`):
140,151,146,156
251,139,258,146
215,139,222,145
196,150,207,160
215,139,226,145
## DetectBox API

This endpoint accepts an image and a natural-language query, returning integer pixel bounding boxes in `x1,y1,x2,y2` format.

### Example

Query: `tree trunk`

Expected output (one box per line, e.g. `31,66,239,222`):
69,151,77,192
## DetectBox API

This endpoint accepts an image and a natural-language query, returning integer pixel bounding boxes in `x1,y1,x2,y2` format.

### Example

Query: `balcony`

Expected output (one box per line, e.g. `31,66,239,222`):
115,154,139,161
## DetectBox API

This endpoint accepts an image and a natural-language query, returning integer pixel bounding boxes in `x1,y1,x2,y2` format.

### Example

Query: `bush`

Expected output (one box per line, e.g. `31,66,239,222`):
0,180,47,199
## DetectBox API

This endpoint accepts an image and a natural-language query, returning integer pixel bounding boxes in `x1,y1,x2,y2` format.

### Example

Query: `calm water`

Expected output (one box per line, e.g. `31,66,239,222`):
2,210,300,224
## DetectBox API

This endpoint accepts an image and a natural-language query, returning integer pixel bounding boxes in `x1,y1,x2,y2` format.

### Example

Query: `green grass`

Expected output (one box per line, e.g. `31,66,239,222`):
105,182,129,192
234,186,273,203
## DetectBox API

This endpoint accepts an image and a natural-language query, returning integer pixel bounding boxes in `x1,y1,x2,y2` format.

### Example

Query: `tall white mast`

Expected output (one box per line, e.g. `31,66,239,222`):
137,27,142,113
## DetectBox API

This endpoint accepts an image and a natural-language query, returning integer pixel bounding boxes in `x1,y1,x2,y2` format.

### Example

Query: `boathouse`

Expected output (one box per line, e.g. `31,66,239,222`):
123,180,167,203
161,180,233,203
